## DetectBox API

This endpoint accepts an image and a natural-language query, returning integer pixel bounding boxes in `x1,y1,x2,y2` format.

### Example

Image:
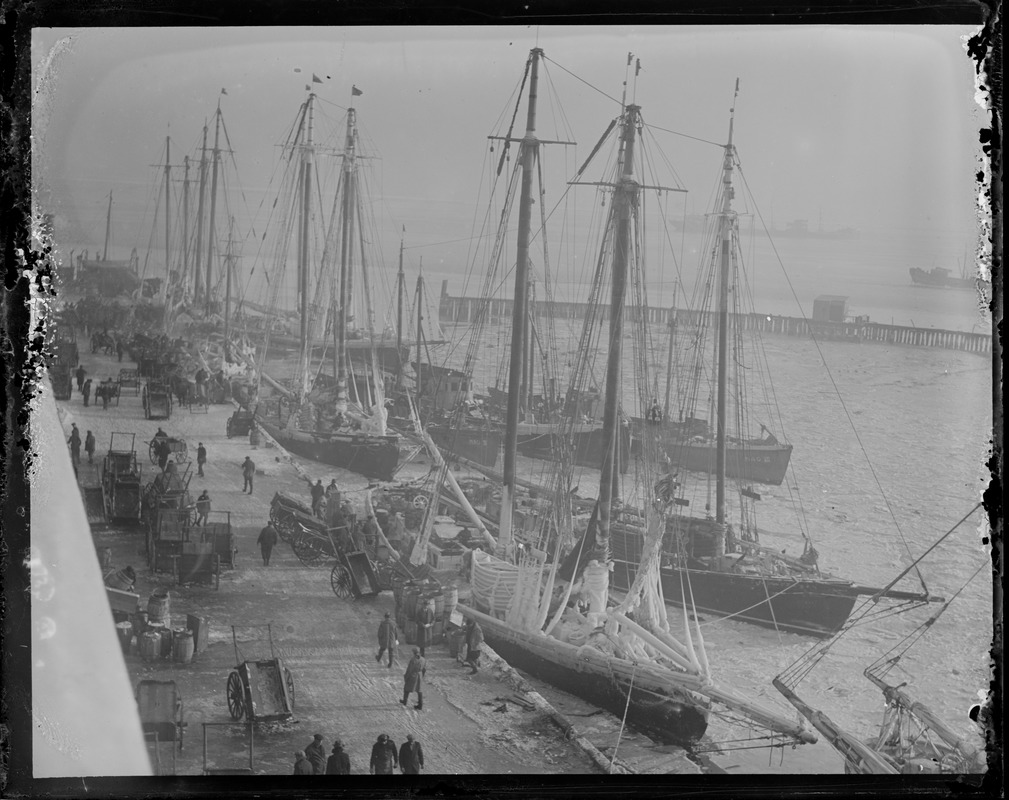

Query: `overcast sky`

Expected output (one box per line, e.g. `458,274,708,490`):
32,25,983,284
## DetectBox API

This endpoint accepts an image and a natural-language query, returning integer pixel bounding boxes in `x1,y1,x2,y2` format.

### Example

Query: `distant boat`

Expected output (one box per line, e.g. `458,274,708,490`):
909,266,975,290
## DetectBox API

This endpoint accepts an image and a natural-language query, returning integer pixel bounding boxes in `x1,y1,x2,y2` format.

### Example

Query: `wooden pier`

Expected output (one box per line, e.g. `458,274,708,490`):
438,282,991,356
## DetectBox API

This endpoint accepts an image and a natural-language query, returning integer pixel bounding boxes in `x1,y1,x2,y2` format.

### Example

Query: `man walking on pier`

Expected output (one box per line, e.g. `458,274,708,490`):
464,618,484,675
241,456,255,494
82,378,92,407
400,648,427,711
369,734,397,775
196,442,207,477
84,430,96,464
311,479,325,515
195,490,211,527
376,612,398,668
257,522,278,566
75,364,86,393
68,424,81,468
399,734,424,774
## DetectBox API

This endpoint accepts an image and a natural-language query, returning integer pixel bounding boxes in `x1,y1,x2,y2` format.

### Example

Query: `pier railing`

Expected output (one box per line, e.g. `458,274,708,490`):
438,287,991,356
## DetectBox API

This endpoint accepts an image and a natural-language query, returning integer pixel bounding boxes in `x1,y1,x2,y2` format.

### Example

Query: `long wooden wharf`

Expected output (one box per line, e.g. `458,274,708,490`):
438,282,991,356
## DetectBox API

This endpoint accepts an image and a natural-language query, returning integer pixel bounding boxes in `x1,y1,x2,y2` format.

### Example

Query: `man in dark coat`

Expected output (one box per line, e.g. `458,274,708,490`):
326,740,351,774
241,456,255,493
400,648,427,710
257,522,278,566
416,599,436,657
75,364,86,392
310,479,325,515
158,438,171,472
68,424,82,468
376,612,398,668
369,734,397,775
464,618,484,675
84,430,96,464
116,338,124,362
325,479,341,507
82,377,92,406
196,442,207,477
399,734,424,774
293,750,313,775
305,734,327,774
195,491,211,527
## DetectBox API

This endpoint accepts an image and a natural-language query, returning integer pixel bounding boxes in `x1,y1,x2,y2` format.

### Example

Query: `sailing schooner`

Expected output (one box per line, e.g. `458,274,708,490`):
451,49,816,749
604,85,937,637
253,89,400,481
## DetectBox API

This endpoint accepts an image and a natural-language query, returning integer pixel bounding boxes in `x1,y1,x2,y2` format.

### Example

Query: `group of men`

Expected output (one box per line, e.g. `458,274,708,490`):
292,732,424,775
67,423,97,470
74,364,117,409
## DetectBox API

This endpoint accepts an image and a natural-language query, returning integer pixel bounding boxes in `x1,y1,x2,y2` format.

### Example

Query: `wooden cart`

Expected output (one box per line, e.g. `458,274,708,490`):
136,680,185,774
201,510,238,570
102,432,143,524
226,408,256,439
225,625,295,723
149,435,188,465
143,380,173,420
119,367,140,396
329,549,384,599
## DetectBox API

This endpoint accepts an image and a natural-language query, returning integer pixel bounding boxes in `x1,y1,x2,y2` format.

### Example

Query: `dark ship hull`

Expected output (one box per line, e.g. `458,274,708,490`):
516,423,630,474
631,418,792,485
256,416,400,481
428,425,503,468
460,606,710,745
609,520,858,638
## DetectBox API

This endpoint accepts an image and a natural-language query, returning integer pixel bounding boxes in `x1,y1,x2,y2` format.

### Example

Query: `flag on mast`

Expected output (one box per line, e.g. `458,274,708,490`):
312,74,323,84
221,87,228,95
352,85,363,96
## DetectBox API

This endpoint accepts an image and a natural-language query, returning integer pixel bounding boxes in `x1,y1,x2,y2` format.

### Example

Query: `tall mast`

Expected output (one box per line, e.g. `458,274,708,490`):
194,122,209,303
714,82,738,524
103,191,113,260
181,156,190,295
396,229,406,389
224,216,235,362
164,136,172,298
335,106,357,415
299,94,316,400
415,267,424,404
499,48,542,554
596,103,640,557
205,104,223,315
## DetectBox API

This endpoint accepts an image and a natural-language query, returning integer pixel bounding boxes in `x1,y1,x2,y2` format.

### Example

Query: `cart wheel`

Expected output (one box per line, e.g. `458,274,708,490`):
331,563,354,599
412,494,429,509
226,671,245,720
285,668,296,710
149,441,158,464
226,421,233,439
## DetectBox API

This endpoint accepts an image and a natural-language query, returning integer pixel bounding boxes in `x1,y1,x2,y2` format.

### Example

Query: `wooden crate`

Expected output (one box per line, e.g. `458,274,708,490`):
107,586,141,615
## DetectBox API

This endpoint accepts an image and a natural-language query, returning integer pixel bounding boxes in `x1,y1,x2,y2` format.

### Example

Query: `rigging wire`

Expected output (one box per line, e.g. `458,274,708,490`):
735,157,930,595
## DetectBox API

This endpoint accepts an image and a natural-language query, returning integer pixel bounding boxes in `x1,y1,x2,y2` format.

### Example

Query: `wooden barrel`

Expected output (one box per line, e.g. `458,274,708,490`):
404,620,418,645
139,631,161,661
442,586,459,622
115,621,133,654
159,627,175,658
173,629,194,663
132,610,149,637
431,590,445,620
403,583,420,620
391,573,407,612
147,589,170,623
432,619,445,643
104,569,134,591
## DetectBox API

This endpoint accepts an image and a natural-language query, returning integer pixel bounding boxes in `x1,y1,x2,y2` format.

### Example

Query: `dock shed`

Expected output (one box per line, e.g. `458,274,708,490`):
812,295,849,323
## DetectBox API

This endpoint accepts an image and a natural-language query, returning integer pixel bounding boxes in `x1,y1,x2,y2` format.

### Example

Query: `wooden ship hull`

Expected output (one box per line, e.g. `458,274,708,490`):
428,424,503,468
515,423,630,474
458,605,710,745
631,418,792,485
256,415,400,482
608,521,859,637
